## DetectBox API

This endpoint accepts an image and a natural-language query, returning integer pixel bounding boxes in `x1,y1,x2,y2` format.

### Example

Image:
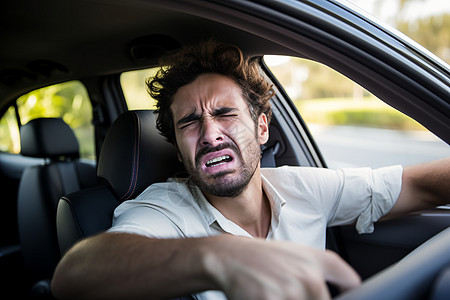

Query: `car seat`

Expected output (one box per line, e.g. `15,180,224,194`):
56,110,186,255
17,117,98,297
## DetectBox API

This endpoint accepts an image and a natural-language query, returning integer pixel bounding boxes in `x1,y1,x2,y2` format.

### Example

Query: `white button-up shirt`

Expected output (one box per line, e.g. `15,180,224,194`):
108,165,402,300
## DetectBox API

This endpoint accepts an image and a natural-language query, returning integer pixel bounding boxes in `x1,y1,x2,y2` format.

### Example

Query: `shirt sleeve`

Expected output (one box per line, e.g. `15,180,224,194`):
327,165,403,233
107,183,188,239
107,201,186,238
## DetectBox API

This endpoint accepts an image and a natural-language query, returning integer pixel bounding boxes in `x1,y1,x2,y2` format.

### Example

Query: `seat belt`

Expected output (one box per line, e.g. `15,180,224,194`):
260,142,280,168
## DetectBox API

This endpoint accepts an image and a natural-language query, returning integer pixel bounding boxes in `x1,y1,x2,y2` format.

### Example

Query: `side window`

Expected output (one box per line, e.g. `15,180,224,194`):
0,81,95,160
120,67,159,110
265,56,450,169
0,106,20,154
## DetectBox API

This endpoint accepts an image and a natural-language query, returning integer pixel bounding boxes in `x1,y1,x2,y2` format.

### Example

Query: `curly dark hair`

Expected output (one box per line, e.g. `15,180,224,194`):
146,39,274,145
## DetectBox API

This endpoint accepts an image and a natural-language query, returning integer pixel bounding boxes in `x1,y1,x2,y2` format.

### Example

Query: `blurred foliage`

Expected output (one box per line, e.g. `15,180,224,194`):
0,107,20,153
398,14,450,64
267,0,449,131
268,56,428,131
352,0,450,64
295,98,426,131
17,81,92,127
0,81,95,158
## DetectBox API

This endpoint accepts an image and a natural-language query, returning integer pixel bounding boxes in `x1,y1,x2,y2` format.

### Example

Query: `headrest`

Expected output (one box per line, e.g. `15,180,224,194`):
97,110,185,202
20,118,79,159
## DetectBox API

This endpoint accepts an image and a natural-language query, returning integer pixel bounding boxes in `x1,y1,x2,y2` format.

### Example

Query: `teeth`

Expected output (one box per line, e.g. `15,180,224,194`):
206,155,230,166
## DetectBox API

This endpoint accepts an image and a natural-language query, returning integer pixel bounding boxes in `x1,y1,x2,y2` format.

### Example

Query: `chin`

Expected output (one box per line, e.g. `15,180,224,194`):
197,173,251,198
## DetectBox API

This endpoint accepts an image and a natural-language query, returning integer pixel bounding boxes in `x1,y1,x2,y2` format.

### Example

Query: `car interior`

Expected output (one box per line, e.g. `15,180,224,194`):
0,0,449,299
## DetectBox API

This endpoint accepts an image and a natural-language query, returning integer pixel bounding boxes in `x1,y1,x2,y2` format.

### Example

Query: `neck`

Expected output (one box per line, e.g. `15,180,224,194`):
204,168,271,238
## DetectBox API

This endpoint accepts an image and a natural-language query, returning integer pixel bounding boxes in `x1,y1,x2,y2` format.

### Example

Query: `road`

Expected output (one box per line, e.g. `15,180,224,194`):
308,125,450,169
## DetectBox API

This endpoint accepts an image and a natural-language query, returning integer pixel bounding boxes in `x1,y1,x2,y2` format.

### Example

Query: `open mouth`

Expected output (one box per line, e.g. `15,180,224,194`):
205,155,233,168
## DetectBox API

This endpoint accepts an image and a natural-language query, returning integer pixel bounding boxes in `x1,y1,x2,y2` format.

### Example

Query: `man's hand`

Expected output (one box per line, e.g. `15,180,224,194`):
203,235,361,300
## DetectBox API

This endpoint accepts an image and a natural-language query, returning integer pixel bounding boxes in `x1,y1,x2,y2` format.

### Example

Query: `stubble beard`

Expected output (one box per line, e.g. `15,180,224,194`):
187,137,261,198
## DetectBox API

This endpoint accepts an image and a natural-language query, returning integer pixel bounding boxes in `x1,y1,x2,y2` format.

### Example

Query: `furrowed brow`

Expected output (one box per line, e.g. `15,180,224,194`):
176,107,237,127
176,111,201,127
212,107,237,116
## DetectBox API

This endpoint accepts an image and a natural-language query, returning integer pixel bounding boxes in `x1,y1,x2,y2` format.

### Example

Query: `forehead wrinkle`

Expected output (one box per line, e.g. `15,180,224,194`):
171,73,249,124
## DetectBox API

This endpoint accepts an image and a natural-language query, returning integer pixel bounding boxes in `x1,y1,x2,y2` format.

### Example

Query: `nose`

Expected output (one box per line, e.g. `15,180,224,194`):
199,118,224,147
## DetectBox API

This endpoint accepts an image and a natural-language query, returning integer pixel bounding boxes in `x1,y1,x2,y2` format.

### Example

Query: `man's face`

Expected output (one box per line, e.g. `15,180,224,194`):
170,73,269,198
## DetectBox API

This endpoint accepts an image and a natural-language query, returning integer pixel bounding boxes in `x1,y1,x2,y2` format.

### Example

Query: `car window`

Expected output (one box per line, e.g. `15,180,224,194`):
121,68,158,110
0,106,21,154
264,56,450,169
0,81,95,159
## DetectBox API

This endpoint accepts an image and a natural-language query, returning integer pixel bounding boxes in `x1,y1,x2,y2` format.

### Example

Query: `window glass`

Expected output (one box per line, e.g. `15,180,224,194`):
0,81,95,159
265,56,450,169
121,68,158,110
0,106,20,153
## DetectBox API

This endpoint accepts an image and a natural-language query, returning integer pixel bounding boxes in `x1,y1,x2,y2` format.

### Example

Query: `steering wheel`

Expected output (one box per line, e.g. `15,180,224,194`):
335,227,450,300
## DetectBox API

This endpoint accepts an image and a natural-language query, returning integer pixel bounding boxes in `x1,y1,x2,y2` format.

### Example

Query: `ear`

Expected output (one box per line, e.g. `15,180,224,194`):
258,113,269,145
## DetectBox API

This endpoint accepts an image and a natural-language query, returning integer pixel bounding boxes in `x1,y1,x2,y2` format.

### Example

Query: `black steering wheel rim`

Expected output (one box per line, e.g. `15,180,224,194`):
335,227,450,300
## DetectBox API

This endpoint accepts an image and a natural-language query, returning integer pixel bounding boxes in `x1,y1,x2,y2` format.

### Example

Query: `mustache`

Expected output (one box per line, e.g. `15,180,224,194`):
195,142,240,165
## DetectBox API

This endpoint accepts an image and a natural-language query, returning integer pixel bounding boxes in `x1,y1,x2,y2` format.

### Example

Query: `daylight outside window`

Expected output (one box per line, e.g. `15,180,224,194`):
264,0,450,169
121,68,158,110
265,56,450,169
0,81,95,160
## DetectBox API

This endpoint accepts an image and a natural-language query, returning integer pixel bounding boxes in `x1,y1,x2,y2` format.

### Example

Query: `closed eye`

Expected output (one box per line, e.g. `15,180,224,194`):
180,114,236,129
213,107,238,118
179,120,197,129
177,112,201,129
177,107,238,129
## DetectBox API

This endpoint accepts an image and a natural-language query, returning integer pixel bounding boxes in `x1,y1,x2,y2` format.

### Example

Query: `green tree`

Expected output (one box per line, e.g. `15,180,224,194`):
398,14,450,64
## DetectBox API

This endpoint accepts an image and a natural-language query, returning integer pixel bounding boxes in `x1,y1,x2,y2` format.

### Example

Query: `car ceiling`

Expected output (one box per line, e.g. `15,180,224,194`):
0,0,292,107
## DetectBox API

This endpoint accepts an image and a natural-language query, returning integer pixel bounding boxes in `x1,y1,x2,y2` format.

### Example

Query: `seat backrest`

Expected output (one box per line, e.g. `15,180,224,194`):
17,118,98,289
97,110,186,201
56,110,185,255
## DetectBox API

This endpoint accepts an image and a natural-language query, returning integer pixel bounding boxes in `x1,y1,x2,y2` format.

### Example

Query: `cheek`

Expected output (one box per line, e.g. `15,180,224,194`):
175,132,197,163
226,121,257,149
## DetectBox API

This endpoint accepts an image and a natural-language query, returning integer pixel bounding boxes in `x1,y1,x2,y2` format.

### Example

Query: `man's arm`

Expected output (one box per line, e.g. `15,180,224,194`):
51,232,360,300
51,233,215,300
385,157,450,218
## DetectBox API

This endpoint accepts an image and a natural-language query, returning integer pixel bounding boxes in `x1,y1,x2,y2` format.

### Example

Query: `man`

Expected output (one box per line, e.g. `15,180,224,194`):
51,40,450,300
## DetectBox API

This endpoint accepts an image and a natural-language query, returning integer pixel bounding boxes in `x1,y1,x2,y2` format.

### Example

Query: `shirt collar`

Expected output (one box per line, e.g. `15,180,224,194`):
188,181,251,237
261,170,286,232
187,172,287,237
